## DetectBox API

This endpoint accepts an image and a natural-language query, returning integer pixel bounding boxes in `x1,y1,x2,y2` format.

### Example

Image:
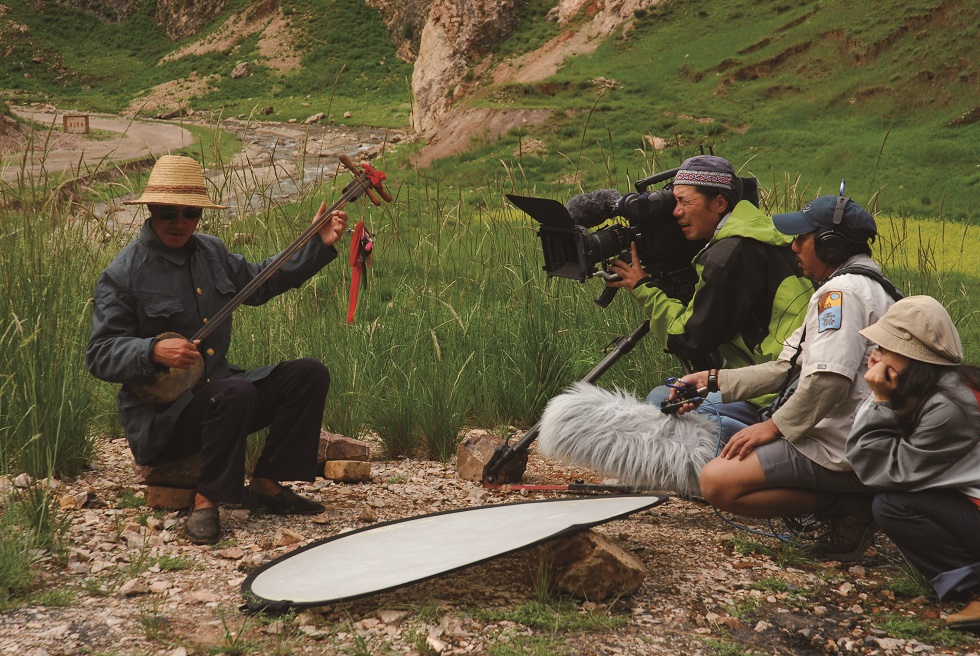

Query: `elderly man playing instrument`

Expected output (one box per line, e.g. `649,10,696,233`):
87,155,348,545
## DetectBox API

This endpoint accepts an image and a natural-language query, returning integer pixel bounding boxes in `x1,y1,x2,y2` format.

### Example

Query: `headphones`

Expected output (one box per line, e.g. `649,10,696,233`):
813,196,851,264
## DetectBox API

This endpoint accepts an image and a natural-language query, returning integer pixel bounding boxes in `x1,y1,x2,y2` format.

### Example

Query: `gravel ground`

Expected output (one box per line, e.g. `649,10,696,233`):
2,434,979,656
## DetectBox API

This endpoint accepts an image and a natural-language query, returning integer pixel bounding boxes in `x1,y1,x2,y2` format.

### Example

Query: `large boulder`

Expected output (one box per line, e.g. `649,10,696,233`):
411,0,523,135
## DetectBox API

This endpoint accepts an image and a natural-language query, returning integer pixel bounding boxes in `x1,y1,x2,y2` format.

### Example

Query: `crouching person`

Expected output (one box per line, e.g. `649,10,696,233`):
674,195,901,562
86,155,347,545
846,296,980,632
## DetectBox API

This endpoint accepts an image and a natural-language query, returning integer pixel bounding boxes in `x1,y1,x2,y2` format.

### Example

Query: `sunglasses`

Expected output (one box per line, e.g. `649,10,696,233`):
150,205,203,221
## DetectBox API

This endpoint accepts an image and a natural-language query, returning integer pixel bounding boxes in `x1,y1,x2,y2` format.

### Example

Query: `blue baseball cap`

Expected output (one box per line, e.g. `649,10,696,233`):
772,195,877,241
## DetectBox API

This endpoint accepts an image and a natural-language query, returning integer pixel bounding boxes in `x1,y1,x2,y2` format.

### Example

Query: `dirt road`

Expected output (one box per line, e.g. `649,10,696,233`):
3,105,399,227
5,105,193,180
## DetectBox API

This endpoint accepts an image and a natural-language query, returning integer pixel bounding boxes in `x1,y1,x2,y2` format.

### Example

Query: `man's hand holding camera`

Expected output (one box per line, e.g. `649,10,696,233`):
605,242,649,291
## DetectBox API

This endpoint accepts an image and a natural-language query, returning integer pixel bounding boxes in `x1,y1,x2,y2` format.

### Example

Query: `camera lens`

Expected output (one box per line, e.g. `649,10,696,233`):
583,224,633,264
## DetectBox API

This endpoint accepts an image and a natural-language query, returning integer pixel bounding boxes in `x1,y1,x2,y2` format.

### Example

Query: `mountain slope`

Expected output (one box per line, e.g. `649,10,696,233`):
1,0,977,217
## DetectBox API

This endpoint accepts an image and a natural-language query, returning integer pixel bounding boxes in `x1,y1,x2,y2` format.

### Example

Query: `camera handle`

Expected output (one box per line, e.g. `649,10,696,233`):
481,320,651,484
592,269,621,308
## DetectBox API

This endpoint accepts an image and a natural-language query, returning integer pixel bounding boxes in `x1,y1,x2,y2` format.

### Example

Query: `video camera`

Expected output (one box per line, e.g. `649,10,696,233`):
508,168,759,307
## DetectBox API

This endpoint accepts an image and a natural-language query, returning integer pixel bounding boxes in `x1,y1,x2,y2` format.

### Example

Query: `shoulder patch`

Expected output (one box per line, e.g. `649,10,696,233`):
817,290,843,332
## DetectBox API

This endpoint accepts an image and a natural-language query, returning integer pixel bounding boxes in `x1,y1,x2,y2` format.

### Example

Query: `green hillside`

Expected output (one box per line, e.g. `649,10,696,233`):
451,0,980,220
0,0,413,126
1,0,978,217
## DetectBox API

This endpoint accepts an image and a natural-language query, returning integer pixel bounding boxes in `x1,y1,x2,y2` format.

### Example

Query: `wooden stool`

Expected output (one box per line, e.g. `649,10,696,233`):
134,454,200,510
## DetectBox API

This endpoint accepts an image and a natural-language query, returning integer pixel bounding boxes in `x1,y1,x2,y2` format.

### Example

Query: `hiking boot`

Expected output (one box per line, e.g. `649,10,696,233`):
245,484,325,515
947,598,980,632
807,494,876,563
184,507,221,545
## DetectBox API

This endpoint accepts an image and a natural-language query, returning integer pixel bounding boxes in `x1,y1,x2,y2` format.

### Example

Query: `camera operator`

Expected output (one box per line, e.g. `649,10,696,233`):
673,195,901,562
606,155,812,416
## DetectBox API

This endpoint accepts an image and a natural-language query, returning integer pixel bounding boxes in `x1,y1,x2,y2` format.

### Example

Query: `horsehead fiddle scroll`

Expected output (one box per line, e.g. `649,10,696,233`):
131,154,392,405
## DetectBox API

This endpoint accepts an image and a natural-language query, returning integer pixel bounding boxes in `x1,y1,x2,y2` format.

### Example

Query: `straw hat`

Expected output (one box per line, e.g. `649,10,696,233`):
124,155,229,209
859,295,963,366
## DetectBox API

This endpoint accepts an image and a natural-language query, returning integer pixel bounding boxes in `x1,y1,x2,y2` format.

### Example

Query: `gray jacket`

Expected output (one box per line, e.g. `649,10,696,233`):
845,371,980,498
86,221,337,463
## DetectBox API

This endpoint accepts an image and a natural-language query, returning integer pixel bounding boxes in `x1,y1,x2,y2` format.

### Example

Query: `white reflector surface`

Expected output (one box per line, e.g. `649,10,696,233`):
243,494,665,609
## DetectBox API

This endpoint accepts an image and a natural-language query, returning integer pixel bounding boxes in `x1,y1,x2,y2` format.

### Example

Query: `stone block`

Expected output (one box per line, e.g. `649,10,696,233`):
323,460,372,483
318,430,370,462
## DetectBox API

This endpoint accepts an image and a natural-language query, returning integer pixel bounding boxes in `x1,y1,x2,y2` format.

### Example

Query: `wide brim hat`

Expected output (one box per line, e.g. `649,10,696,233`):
859,295,963,366
124,155,229,209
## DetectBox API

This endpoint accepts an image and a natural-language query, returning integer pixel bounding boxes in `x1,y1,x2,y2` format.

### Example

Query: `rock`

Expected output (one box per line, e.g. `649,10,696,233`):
455,430,526,483
323,460,372,482
273,527,304,547
231,62,249,79
304,112,325,124
217,547,245,560
378,609,410,624
59,490,88,510
343,111,352,119
357,504,378,523
260,105,274,115
187,590,221,604
119,578,149,597
542,530,646,601
318,431,370,462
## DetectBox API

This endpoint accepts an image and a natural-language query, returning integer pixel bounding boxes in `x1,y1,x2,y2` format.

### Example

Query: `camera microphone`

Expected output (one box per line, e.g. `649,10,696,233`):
565,189,623,228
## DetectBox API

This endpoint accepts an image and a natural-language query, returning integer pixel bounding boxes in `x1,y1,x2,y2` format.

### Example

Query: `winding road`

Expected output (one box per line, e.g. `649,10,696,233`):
5,106,194,181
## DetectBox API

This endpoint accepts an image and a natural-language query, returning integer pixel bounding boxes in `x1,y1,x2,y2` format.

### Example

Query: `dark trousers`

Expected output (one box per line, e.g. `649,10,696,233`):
150,358,330,505
873,489,980,600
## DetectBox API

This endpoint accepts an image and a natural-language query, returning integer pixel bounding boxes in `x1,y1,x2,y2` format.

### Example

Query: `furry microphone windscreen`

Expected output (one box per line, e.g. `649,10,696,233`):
537,382,718,499
564,189,623,227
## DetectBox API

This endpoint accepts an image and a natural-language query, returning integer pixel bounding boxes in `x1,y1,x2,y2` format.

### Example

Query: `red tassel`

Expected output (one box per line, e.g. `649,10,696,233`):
347,221,372,324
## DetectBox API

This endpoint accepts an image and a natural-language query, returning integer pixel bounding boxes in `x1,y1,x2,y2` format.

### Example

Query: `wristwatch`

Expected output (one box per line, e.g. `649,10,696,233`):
707,369,719,394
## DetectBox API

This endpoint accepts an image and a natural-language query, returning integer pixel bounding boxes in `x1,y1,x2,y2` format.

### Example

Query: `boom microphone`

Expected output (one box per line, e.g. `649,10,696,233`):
565,189,623,227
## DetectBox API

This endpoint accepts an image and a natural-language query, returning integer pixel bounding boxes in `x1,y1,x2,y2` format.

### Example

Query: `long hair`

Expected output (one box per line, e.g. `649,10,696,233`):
891,362,980,434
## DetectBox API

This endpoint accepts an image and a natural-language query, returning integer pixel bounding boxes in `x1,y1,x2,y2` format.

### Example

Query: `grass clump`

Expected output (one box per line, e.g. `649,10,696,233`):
474,597,629,633
873,614,972,648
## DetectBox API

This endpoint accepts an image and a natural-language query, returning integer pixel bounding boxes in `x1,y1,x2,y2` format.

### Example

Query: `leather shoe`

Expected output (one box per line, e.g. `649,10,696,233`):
947,598,980,632
245,485,324,515
184,507,221,545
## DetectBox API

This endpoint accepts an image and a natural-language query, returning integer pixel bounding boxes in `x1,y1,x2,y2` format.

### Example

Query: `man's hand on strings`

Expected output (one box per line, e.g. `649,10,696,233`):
317,208,349,247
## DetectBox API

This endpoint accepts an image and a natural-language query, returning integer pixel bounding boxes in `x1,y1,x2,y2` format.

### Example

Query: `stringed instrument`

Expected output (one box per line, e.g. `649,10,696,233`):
131,154,392,405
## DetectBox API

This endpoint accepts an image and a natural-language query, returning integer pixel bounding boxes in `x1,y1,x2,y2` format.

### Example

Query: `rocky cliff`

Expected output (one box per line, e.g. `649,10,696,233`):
410,0,655,138
48,0,230,39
